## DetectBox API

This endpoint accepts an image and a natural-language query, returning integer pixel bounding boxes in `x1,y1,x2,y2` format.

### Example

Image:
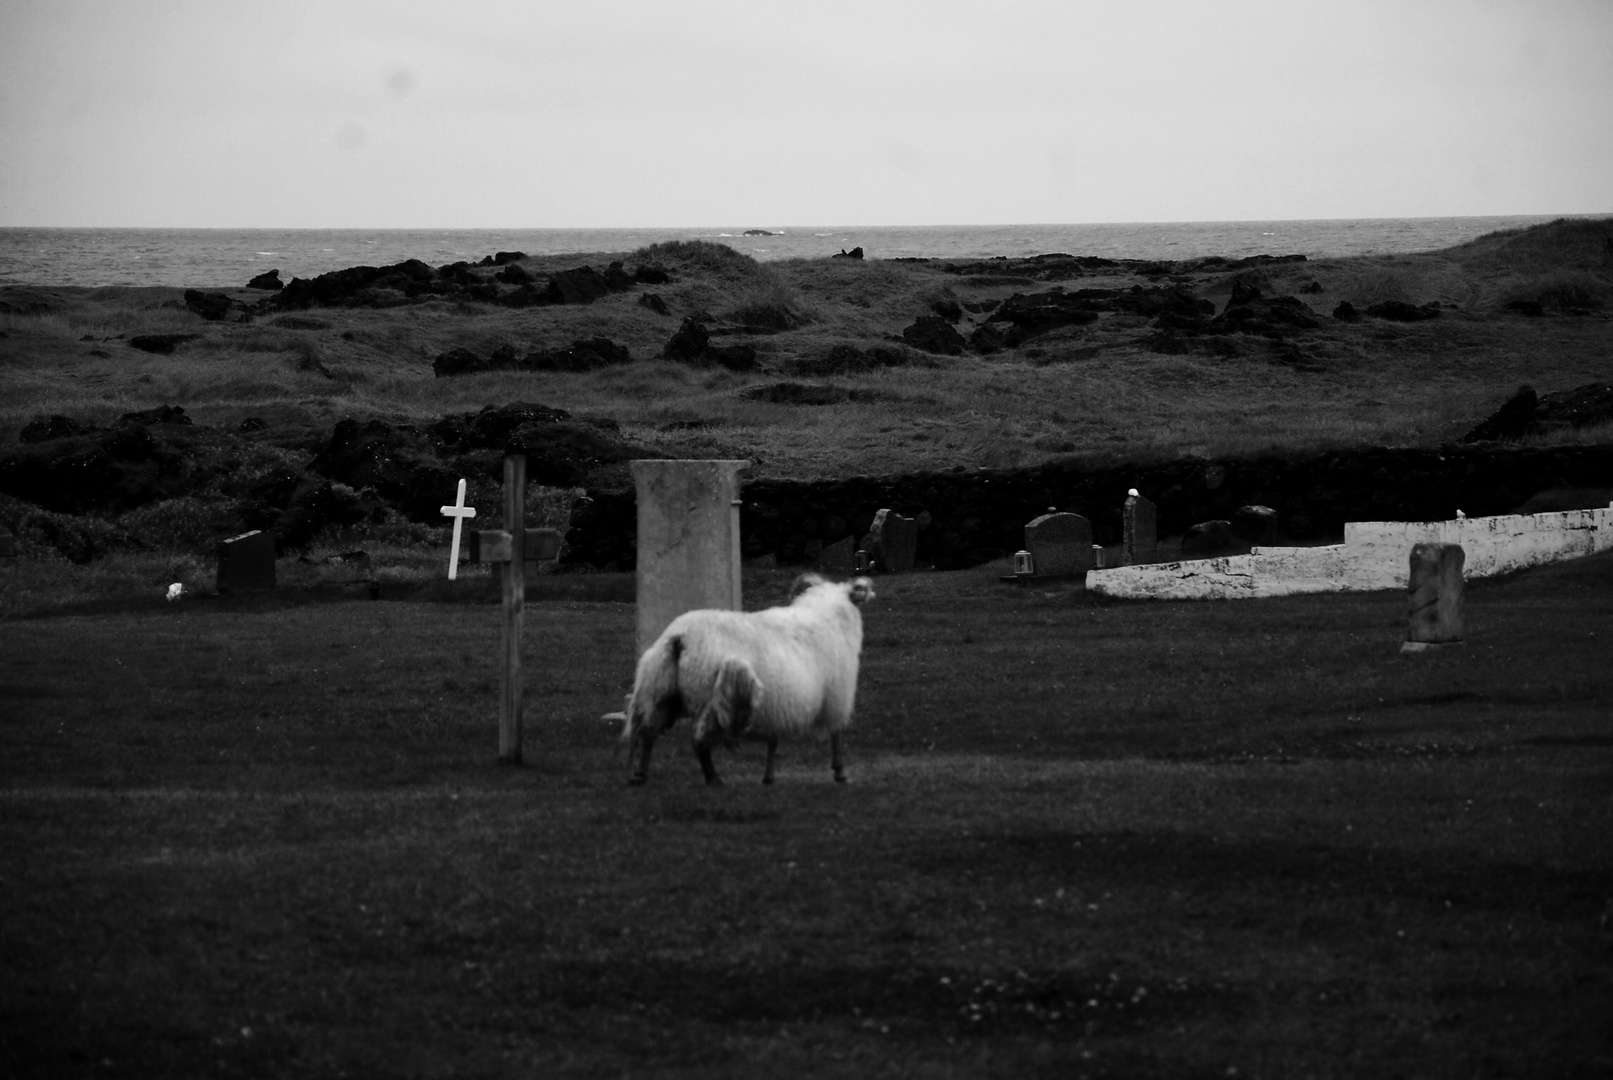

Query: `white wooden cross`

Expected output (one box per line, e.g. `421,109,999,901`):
439,478,477,580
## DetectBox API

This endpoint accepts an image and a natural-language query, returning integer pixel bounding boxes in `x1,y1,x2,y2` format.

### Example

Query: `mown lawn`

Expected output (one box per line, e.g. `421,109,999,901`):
2,554,1610,1078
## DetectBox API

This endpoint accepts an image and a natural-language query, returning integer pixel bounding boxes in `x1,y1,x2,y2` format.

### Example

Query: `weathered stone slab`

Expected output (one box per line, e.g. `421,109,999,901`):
817,535,856,575
217,529,275,593
1024,511,1092,576
1402,542,1465,652
1181,519,1239,559
1231,505,1280,545
632,460,747,656
865,509,917,573
1123,491,1157,566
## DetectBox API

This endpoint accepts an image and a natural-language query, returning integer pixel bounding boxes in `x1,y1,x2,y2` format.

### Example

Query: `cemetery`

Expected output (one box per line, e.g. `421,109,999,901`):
3,219,1611,1075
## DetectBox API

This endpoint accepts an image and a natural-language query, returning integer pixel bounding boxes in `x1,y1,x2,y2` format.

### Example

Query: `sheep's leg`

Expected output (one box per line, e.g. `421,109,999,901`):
695,738,722,786
761,737,778,785
628,728,658,786
830,732,847,783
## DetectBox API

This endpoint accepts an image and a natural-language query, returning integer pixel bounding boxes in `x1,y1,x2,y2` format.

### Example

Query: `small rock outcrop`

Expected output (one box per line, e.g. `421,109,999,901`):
901,315,967,356
246,269,284,291
183,290,238,321
1364,300,1440,322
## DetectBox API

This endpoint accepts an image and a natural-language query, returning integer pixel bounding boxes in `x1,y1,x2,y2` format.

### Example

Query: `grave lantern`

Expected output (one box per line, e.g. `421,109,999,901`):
1014,549,1035,576
854,549,871,572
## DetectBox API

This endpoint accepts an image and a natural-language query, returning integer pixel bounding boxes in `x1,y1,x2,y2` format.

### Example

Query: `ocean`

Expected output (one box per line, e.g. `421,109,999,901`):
0,215,1595,289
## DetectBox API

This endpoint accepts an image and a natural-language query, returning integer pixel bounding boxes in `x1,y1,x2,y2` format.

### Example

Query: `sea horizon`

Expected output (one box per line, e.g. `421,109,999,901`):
2,213,1607,289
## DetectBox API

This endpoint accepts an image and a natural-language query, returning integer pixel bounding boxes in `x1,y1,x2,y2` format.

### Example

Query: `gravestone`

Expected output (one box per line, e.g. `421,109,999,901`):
1024,511,1093,576
1232,504,1280,546
865,509,917,573
817,535,857,575
1181,519,1239,558
1122,491,1157,566
216,530,275,593
1401,542,1465,654
632,460,747,657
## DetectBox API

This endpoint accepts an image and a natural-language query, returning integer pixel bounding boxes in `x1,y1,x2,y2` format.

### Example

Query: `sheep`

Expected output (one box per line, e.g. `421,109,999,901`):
618,574,875,786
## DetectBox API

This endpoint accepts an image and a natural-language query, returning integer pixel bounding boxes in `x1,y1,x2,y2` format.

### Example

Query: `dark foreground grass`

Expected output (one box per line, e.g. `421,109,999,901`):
2,555,1610,1078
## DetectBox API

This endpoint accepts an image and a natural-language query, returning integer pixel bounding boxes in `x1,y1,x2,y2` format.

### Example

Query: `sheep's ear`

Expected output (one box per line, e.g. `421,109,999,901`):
848,576,876,605
789,573,825,600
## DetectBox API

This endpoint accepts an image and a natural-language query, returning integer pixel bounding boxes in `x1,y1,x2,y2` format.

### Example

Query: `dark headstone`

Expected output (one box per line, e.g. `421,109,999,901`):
246,269,284,291
817,535,856,575
1231,505,1280,546
1023,512,1092,576
217,529,276,593
865,509,917,573
1403,542,1464,651
1180,520,1240,559
1123,492,1157,566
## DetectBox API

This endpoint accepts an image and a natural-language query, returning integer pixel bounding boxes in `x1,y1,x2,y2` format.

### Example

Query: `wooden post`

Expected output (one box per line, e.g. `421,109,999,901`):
499,456,526,763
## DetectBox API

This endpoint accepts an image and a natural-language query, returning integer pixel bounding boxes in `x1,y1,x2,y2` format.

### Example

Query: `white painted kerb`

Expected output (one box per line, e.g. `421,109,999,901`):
1085,507,1613,601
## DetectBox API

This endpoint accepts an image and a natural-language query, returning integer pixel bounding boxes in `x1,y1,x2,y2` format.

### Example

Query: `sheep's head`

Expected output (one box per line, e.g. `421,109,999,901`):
789,572,876,606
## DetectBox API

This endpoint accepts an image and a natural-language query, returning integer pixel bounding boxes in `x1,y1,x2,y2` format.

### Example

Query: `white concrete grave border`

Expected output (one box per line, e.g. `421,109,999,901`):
1086,505,1613,601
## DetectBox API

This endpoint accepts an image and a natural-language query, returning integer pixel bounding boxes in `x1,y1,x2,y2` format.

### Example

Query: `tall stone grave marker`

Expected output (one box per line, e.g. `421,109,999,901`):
1024,511,1093,576
217,529,275,593
1122,490,1157,566
818,535,856,575
1401,542,1465,654
865,509,917,573
632,460,747,657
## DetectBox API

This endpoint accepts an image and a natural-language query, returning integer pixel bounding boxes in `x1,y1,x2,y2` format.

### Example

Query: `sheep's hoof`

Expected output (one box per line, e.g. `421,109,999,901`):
705,776,724,787
627,773,647,787
834,772,847,784
761,775,774,786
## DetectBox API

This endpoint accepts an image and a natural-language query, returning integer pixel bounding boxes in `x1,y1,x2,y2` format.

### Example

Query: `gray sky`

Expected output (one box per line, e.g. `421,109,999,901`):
2,0,1610,228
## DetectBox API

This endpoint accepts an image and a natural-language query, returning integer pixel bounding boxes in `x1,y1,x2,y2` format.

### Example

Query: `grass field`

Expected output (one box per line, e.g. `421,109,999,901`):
3,552,1609,1078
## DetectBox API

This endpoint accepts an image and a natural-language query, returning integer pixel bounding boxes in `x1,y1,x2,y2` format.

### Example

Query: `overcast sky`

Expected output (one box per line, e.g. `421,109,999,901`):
2,0,1609,228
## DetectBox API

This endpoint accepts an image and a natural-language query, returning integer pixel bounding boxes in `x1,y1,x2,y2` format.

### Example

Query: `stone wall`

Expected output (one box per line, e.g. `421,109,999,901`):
561,444,1613,572
1085,507,1613,601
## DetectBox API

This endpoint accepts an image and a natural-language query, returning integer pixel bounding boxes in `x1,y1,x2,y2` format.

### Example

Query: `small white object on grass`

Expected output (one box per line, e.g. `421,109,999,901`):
439,478,477,581
1127,488,1140,498
1456,509,1466,519
166,583,183,601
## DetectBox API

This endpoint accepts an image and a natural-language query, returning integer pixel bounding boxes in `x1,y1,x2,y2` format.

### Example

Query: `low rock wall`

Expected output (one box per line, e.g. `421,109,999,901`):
1085,507,1613,600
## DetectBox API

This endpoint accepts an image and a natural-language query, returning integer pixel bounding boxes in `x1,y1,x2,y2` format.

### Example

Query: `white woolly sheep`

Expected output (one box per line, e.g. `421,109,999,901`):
619,573,875,786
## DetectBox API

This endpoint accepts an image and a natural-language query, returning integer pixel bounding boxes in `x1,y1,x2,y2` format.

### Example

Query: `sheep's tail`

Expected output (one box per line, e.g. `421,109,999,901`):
619,633,685,747
692,658,764,747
